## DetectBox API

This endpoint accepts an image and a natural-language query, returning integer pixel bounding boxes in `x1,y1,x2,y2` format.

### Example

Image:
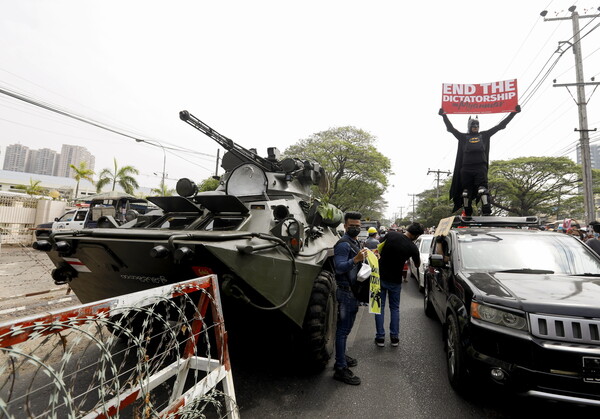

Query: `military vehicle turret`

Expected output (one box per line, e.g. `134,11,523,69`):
34,111,344,370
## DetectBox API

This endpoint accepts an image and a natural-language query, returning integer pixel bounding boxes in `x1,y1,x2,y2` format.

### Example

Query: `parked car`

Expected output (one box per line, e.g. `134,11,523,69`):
407,234,434,292
33,207,89,238
424,216,600,405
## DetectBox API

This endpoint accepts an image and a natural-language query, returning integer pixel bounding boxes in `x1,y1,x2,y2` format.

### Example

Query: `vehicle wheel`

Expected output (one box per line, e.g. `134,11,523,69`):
409,265,417,280
446,313,468,392
300,270,337,371
423,279,435,318
418,271,424,293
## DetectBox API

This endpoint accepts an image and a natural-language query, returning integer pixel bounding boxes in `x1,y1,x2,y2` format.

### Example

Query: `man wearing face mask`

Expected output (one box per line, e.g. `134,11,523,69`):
332,211,367,385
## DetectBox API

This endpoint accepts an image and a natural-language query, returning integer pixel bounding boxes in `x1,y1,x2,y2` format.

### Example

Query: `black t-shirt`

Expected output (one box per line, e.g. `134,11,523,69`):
379,231,420,283
586,238,600,256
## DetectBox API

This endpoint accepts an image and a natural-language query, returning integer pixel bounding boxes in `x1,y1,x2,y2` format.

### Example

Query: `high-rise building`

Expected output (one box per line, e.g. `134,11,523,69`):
576,143,600,169
54,144,95,177
29,148,58,176
3,144,29,172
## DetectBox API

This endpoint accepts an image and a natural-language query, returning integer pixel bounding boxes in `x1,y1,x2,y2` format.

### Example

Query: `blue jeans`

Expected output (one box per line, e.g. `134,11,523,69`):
334,287,359,370
374,279,402,339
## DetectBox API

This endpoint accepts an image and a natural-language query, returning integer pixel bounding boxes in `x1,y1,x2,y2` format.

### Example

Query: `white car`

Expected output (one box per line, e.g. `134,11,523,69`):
407,234,434,292
34,208,89,237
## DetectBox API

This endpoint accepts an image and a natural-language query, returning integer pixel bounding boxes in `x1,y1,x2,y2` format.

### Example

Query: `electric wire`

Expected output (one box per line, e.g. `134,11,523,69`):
0,83,218,159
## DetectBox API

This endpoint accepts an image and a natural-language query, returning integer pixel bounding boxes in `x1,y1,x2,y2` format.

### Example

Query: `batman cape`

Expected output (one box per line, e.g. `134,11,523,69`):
441,111,518,213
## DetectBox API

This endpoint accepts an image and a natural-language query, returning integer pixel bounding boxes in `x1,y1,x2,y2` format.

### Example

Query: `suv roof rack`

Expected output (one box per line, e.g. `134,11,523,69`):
452,216,539,228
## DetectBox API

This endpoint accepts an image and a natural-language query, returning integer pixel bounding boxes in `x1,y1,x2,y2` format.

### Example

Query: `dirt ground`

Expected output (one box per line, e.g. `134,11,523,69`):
0,244,80,322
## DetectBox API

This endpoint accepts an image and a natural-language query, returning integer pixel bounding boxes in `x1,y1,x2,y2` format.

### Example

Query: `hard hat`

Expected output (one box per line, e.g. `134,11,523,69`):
368,227,377,234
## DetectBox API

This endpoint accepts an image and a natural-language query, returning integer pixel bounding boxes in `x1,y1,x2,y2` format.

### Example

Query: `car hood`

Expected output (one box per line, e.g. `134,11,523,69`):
37,222,53,229
465,271,600,316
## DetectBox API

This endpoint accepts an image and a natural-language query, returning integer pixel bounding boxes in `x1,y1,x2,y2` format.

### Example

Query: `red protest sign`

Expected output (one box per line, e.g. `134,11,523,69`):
441,79,518,114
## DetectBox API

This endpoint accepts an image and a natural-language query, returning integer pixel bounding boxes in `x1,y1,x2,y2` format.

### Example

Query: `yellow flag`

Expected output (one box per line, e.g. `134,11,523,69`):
365,250,381,314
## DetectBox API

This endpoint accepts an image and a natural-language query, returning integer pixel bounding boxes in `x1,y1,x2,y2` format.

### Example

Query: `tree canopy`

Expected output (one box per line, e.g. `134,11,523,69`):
284,126,392,219
488,156,581,217
411,156,590,225
96,158,139,194
198,177,220,192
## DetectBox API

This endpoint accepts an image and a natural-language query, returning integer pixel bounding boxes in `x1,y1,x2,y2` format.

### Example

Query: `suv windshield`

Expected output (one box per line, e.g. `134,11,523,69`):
458,232,600,275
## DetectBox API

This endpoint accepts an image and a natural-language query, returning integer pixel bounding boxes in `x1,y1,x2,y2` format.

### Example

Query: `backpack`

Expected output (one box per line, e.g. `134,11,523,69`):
336,236,370,303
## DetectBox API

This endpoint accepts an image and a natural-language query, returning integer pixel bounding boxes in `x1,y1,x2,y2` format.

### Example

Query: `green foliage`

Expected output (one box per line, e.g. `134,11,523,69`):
14,178,46,196
198,177,220,192
150,183,175,196
70,161,94,199
284,126,392,219
96,158,139,194
413,178,455,227
488,156,580,217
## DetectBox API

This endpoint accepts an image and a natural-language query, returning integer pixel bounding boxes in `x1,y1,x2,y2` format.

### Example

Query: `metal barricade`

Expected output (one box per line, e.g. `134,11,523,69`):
0,275,239,418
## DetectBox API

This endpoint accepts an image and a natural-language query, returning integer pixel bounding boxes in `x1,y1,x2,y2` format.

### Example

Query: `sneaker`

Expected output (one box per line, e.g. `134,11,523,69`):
333,367,361,385
345,354,358,368
375,338,385,347
391,336,399,347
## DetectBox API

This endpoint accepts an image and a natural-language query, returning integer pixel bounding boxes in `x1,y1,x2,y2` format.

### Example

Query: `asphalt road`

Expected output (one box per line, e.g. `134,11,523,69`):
231,276,600,418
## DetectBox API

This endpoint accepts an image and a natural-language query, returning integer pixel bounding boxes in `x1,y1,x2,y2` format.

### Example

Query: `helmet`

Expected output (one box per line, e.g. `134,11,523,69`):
368,227,377,234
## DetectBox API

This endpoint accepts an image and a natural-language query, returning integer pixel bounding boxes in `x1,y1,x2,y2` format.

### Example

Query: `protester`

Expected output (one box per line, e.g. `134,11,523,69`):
333,211,367,385
374,222,424,347
379,228,387,242
364,227,380,250
586,221,600,256
439,106,520,216
567,221,585,241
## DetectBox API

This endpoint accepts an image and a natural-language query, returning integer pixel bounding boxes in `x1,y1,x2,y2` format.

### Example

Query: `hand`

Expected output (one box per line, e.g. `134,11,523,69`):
515,104,521,113
354,249,368,263
438,108,445,115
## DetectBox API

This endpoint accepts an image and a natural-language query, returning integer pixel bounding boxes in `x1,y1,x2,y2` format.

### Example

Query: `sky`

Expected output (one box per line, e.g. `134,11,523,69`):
1,0,600,221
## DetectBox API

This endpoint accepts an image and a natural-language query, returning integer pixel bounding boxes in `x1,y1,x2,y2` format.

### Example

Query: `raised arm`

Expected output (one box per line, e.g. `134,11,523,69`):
486,105,521,137
439,108,462,140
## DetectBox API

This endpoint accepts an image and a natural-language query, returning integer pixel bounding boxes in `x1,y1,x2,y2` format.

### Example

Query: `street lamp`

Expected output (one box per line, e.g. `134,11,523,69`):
135,139,166,195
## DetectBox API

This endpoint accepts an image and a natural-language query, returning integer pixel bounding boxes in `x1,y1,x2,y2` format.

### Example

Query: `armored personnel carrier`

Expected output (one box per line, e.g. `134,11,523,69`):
34,111,343,370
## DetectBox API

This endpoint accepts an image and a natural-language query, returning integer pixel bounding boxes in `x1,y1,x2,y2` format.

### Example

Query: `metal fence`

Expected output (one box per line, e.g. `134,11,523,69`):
0,276,239,418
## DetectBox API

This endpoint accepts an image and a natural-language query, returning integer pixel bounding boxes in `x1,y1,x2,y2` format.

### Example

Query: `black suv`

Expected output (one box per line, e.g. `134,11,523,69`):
424,216,600,405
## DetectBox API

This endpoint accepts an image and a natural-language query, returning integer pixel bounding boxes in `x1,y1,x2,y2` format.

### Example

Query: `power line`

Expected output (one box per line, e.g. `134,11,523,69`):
0,83,218,159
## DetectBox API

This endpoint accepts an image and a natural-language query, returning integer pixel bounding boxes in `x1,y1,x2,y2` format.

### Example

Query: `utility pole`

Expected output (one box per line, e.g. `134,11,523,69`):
135,139,167,195
543,6,600,224
214,149,221,178
408,194,418,221
427,168,452,200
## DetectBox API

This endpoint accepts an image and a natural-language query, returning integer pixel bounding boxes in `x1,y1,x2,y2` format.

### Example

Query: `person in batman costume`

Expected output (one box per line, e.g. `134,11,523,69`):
438,105,520,215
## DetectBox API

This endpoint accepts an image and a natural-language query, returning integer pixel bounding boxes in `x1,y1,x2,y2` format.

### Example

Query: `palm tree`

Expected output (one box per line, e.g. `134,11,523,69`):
14,178,45,196
150,183,174,196
70,161,95,199
96,158,139,194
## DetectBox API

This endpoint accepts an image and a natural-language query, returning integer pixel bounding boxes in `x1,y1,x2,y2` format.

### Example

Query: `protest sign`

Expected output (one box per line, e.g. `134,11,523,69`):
441,79,518,114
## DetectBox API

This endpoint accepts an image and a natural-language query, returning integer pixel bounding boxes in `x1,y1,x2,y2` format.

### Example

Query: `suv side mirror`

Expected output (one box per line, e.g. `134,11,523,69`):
429,254,445,268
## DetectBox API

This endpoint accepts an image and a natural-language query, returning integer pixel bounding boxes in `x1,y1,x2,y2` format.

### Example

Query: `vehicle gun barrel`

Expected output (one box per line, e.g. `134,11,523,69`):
179,110,279,172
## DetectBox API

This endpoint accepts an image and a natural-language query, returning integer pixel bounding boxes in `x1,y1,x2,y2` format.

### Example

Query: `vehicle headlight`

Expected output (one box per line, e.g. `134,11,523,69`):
471,302,528,331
